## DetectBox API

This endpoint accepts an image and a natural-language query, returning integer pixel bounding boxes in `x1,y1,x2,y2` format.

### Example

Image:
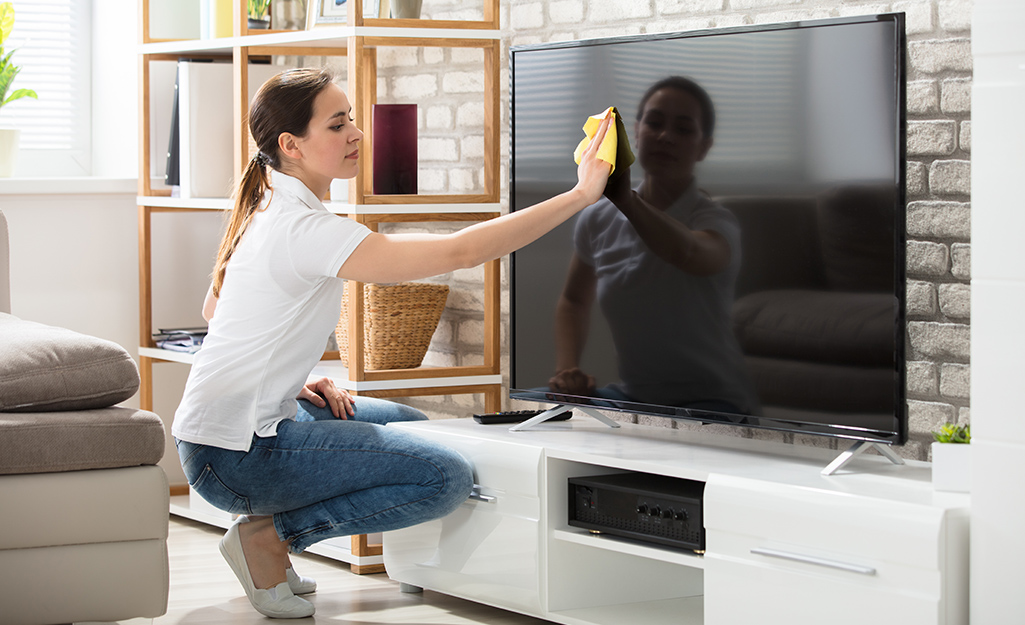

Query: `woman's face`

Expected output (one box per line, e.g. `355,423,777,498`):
634,88,712,182
291,82,363,183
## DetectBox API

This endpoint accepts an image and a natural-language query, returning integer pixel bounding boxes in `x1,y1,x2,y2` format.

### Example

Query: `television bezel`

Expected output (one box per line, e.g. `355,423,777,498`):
508,13,909,445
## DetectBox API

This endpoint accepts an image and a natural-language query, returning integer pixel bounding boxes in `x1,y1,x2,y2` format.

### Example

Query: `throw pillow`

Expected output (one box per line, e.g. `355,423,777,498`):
0,313,140,412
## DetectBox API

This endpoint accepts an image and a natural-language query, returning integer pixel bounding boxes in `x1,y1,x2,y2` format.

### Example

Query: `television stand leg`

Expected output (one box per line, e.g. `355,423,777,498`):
576,406,622,429
510,405,622,432
822,441,905,476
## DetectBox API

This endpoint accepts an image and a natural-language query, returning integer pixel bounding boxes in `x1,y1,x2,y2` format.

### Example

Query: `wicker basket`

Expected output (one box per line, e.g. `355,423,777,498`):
336,282,450,370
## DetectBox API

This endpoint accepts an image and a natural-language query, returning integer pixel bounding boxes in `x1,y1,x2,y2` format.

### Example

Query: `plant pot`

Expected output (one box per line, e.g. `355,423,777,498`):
391,0,423,19
247,17,270,29
0,128,21,177
931,442,971,493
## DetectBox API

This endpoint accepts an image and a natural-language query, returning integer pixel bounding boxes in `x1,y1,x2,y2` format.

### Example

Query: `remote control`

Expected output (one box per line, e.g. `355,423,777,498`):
472,409,573,425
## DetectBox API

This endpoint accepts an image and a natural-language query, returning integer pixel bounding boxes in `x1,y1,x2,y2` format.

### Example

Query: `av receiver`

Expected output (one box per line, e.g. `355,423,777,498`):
569,472,705,552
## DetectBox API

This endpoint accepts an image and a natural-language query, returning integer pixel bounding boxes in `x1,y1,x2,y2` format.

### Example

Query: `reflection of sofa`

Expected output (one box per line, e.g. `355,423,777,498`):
718,186,897,424
0,210,169,624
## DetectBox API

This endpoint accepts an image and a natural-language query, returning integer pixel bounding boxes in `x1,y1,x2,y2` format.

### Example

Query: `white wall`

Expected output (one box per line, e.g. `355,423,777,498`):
970,0,1025,620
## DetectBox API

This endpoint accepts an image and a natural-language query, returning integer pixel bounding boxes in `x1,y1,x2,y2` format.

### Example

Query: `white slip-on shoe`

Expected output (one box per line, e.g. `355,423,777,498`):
218,522,316,618
236,515,318,596
286,567,317,595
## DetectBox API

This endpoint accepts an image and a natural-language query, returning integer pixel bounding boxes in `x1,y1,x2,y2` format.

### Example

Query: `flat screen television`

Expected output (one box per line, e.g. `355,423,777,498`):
509,14,908,444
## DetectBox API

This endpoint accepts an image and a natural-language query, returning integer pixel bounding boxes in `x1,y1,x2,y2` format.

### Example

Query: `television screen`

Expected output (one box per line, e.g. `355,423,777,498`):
510,14,907,444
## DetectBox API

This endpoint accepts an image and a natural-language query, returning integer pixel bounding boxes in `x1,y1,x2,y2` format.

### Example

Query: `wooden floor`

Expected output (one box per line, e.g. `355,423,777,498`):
82,516,548,625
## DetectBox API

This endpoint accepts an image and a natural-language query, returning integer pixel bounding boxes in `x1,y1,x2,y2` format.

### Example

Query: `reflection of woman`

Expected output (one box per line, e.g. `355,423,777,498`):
551,76,757,414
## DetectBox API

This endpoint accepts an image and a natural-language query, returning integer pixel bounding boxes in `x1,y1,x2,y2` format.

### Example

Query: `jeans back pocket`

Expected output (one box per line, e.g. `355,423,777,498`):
191,463,252,516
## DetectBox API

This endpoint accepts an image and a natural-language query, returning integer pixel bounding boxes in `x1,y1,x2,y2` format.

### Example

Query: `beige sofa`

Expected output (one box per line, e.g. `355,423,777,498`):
0,210,169,625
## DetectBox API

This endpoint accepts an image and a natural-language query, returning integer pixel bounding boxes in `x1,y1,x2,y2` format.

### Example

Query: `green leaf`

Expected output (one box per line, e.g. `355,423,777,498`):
932,423,971,444
0,4,34,112
0,4,13,49
0,62,15,104
2,87,35,106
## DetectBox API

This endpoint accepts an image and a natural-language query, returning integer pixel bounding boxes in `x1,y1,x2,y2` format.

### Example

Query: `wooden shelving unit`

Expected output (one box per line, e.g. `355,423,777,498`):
137,0,503,574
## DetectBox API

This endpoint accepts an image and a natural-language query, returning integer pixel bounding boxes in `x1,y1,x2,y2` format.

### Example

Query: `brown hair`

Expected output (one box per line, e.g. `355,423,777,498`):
636,76,716,140
211,67,336,297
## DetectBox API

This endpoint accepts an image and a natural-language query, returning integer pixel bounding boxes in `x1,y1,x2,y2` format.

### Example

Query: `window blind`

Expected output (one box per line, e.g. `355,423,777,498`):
5,0,91,175
512,32,806,193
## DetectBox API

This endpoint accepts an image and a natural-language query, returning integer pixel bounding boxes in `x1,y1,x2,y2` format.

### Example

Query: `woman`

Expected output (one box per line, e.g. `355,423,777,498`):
550,76,757,416
172,67,612,618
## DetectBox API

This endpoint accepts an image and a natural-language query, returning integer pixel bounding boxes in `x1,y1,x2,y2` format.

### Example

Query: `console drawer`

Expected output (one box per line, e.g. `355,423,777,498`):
704,474,946,570
385,490,543,616
703,474,961,625
384,423,545,616
390,422,544,498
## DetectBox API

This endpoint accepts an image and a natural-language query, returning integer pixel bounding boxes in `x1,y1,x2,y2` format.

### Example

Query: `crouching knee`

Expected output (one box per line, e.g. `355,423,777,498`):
430,446,475,519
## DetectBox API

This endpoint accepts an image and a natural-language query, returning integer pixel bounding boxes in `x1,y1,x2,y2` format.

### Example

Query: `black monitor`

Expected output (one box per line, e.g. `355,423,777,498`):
509,14,908,444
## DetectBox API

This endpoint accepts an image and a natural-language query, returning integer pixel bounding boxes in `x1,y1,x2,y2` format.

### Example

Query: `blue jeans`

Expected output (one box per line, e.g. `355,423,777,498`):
176,397,474,553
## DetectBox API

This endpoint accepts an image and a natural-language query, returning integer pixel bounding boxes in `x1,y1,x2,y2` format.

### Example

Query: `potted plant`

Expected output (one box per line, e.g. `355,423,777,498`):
931,422,971,493
0,2,38,177
248,0,272,29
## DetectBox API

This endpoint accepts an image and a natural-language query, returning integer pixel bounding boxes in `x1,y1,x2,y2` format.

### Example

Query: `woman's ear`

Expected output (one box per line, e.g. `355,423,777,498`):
278,132,302,160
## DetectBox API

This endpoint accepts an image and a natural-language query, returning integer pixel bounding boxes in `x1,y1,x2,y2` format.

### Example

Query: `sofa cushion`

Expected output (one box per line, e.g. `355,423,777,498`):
0,312,140,412
732,289,895,366
0,406,165,475
0,465,169,549
816,185,896,292
744,355,895,415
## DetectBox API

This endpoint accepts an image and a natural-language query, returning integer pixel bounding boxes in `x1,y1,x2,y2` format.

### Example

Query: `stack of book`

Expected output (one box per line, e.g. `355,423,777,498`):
153,327,207,353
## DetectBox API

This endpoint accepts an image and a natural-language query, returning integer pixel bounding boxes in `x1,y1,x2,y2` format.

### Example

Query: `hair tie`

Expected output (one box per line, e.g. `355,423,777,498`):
254,151,271,166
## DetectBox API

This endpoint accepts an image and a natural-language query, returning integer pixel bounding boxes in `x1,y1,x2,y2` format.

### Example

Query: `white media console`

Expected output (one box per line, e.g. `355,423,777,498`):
383,416,969,625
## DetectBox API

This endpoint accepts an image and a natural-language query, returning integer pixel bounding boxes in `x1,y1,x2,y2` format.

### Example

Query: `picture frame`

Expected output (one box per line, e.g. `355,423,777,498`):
306,0,387,28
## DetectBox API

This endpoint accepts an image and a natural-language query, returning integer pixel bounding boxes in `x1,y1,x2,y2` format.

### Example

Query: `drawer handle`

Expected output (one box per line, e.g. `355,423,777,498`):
468,484,496,503
750,547,876,576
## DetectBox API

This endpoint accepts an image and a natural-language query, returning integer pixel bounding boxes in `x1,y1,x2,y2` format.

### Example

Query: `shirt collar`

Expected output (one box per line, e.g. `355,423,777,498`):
666,181,701,218
269,169,327,211
634,180,700,216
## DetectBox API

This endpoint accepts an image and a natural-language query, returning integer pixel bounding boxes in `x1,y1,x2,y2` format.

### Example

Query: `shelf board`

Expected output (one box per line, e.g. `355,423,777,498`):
139,346,196,364
552,529,706,569
137,195,501,216
325,201,501,216
137,196,232,210
138,347,501,391
140,26,501,55
550,596,704,625
310,360,503,391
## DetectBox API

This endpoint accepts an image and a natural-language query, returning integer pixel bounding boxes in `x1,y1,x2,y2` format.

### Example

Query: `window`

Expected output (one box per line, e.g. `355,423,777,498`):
5,0,91,177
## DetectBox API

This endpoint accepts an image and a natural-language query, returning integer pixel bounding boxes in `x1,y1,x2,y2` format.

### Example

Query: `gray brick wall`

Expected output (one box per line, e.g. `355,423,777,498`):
315,0,973,462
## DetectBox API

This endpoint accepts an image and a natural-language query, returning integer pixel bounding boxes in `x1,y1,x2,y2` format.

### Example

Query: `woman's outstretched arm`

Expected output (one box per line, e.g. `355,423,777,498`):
338,114,614,284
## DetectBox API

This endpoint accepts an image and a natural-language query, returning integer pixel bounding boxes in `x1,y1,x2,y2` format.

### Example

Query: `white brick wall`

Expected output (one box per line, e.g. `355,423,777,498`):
356,0,974,460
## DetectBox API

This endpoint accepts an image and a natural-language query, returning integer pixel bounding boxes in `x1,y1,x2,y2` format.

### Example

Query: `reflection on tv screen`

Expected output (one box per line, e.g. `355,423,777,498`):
510,16,907,443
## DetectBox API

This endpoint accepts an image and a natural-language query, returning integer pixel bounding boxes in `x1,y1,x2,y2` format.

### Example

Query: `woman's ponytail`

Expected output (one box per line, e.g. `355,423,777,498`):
211,154,270,297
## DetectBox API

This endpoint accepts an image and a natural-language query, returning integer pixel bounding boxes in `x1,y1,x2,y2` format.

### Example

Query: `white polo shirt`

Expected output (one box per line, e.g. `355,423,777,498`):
172,171,371,451
573,183,758,413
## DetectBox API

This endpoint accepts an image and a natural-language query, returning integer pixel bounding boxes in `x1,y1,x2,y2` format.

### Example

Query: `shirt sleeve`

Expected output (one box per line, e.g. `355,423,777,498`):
287,210,373,281
691,202,742,268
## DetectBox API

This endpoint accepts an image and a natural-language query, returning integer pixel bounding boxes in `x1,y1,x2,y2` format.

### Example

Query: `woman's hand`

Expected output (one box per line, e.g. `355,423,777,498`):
299,377,354,419
573,113,615,206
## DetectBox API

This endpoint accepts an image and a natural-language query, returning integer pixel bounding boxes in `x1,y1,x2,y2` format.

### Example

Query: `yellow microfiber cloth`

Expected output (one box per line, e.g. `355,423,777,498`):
573,106,635,175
